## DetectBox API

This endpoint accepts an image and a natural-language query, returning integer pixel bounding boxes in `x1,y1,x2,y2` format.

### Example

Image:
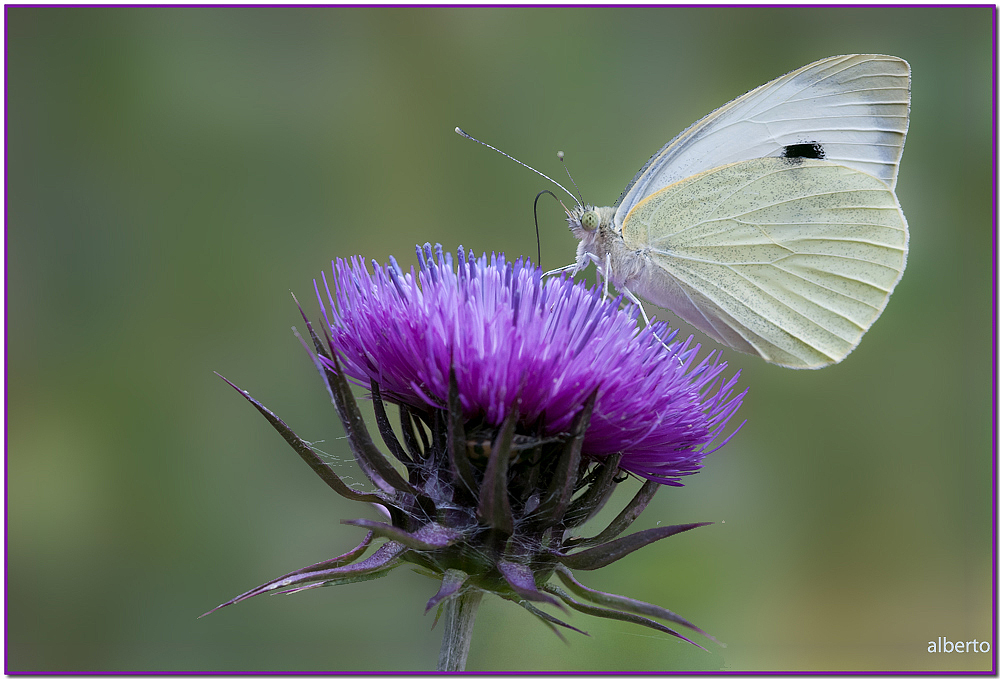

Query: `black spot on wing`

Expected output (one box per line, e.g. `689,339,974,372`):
781,142,825,160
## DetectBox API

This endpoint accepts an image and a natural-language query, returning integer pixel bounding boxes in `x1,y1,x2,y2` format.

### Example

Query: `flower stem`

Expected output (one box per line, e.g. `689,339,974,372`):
437,588,484,671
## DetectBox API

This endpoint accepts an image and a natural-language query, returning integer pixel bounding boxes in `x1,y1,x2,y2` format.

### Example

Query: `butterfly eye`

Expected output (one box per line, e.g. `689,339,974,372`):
580,211,600,231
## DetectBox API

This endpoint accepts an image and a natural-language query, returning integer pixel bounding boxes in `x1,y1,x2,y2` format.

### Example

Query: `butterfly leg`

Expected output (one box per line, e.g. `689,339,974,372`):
542,262,578,278
602,253,612,300
544,251,600,279
554,255,678,363
620,286,684,367
621,287,652,324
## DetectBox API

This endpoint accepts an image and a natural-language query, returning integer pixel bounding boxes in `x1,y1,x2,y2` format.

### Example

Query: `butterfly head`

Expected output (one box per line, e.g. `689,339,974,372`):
567,204,616,240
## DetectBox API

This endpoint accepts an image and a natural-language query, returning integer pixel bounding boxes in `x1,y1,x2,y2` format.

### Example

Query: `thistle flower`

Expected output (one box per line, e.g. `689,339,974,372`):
207,244,746,670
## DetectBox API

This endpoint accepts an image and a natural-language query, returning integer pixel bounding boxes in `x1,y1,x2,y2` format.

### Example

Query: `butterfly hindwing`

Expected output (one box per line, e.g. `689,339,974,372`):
619,157,908,369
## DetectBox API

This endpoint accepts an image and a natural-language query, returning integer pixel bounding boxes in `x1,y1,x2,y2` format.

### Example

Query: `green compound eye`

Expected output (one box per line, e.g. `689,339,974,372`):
581,211,599,231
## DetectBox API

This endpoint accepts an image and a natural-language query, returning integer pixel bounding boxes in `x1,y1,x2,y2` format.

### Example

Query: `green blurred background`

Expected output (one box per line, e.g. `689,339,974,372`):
6,6,994,672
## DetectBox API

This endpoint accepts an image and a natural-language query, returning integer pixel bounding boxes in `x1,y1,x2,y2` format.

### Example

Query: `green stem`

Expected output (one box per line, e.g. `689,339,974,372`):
436,588,484,671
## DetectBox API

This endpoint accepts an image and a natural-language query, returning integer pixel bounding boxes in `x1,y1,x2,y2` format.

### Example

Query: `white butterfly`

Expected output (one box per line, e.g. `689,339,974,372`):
565,54,910,369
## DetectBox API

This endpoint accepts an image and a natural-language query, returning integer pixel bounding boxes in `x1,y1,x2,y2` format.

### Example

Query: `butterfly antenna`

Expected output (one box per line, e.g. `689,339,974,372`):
556,150,586,206
532,189,566,268
455,127,580,206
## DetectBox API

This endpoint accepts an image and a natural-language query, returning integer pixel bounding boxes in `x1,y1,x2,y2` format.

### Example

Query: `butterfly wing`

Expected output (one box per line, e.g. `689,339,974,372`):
614,54,910,233
619,157,908,369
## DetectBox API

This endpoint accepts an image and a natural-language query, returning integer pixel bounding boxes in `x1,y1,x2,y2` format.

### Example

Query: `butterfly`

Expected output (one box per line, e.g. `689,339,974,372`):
564,54,910,369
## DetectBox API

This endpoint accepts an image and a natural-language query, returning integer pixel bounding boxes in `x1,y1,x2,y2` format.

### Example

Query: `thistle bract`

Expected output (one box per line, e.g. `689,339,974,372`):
208,244,746,658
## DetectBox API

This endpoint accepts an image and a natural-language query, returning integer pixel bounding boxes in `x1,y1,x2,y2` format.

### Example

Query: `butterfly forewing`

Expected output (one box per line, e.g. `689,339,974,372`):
614,55,910,234
619,157,908,369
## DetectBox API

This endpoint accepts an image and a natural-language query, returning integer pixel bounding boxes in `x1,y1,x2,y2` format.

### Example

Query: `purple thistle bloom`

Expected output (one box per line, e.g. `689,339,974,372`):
319,243,745,485
209,242,748,669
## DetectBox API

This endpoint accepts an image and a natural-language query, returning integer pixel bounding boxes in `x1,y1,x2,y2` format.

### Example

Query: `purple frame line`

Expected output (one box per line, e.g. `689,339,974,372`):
1,3,999,8
8,670,996,676
3,4,8,677
992,4,999,678
3,672,997,676
2,4,996,676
